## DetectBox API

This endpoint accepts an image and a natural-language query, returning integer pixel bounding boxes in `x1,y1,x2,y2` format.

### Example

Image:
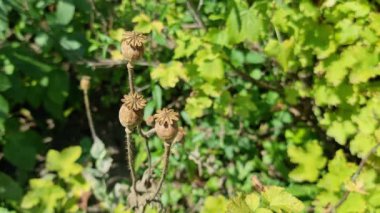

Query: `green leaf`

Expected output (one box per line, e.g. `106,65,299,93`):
226,8,243,44
90,137,106,159
227,195,251,213
201,196,227,213
350,133,379,158
245,193,260,211
287,140,327,182
326,120,356,145
317,150,357,192
335,19,360,45
55,0,75,25
198,58,224,81
4,131,40,171
151,61,188,88
245,52,265,64
338,193,367,213
144,101,155,120
21,178,66,211
0,73,11,92
0,172,22,201
152,85,162,110
231,49,244,67
255,208,272,213
185,96,212,119
240,6,264,42
233,91,256,119
0,95,9,116
262,186,304,213
46,146,83,179
265,39,294,72
60,36,82,50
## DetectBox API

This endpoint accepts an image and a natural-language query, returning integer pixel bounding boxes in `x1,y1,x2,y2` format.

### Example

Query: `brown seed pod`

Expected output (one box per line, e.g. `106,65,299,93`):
119,93,147,129
80,76,90,91
153,108,179,142
121,31,146,62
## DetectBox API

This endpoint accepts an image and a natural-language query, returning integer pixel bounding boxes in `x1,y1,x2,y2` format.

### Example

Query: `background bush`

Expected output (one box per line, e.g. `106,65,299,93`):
1,0,380,212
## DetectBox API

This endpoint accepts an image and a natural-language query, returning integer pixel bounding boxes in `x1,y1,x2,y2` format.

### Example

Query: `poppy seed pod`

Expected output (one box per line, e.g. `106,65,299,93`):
152,108,179,143
80,76,91,91
121,31,146,62
119,93,147,129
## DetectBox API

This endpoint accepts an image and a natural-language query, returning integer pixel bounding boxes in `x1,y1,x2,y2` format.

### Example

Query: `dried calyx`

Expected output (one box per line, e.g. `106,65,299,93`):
148,108,182,143
121,31,146,62
119,93,147,130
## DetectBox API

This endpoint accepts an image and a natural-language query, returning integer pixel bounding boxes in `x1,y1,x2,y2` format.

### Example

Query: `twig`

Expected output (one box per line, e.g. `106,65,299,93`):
186,1,205,29
87,0,108,32
77,59,156,69
151,143,171,200
83,90,98,140
138,125,153,177
333,143,380,211
127,62,135,94
81,77,99,140
126,132,138,193
140,128,156,138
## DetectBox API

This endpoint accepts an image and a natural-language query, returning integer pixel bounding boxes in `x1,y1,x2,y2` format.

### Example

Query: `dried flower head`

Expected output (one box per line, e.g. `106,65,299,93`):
153,108,179,126
80,76,91,91
122,93,147,111
122,31,146,48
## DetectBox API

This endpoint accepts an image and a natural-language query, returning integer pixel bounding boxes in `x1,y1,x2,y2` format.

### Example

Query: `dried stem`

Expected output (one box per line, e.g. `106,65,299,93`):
126,131,138,193
127,62,135,94
186,0,205,29
83,90,98,140
333,142,380,211
138,125,152,176
151,143,171,200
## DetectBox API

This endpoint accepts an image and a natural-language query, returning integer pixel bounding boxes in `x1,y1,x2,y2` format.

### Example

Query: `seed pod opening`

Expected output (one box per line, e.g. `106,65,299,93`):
119,93,147,129
153,108,179,142
121,31,146,62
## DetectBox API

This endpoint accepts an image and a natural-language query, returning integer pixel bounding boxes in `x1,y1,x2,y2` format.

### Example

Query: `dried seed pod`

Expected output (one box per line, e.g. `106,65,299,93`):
80,76,91,91
119,93,147,129
121,31,146,62
153,108,179,142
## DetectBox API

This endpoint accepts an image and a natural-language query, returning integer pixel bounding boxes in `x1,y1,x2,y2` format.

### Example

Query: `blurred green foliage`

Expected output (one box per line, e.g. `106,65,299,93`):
1,0,380,212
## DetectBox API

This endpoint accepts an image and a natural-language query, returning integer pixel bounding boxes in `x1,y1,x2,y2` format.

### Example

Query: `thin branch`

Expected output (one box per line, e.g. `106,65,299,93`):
333,142,380,211
127,62,135,94
151,143,171,200
186,1,205,29
81,77,99,141
87,0,108,32
83,90,98,140
138,125,153,177
126,132,138,193
140,128,156,138
77,59,156,69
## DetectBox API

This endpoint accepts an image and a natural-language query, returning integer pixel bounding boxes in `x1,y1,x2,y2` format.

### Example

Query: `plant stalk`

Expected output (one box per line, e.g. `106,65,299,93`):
126,131,138,193
83,90,98,140
127,62,135,94
138,125,152,176
151,142,171,200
